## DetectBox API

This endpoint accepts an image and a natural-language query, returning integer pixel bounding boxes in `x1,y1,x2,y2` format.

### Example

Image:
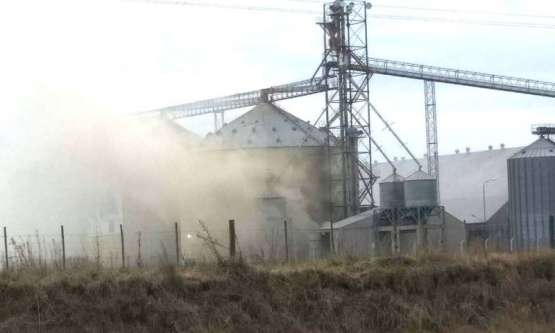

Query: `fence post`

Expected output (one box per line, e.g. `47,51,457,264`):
229,220,236,259
61,225,66,269
284,220,289,261
550,216,555,249
137,232,142,268
120,224,125,268
175,222,180,267
484,238,489,253
3,227,8,269
460,239,465,256
510,237,514,252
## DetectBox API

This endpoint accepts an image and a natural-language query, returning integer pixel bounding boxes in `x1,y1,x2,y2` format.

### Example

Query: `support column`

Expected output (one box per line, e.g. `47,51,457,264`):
416,208,428,249
424,80,440,203
396,229,401,254
390,229,396,254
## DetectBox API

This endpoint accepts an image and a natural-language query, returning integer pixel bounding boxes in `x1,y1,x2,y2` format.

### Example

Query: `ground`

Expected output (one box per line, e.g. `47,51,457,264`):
1,252,555,332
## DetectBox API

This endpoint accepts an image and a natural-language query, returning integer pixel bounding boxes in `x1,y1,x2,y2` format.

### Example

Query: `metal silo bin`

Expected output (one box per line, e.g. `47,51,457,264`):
379,173,405,208
404,170,437,207
508,137,555,251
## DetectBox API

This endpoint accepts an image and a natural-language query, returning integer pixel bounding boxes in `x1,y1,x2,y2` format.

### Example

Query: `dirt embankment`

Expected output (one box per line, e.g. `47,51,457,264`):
1,253,555,332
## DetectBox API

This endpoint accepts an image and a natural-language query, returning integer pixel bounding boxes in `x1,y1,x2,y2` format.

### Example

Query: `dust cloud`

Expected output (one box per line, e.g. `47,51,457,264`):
1,87,322,262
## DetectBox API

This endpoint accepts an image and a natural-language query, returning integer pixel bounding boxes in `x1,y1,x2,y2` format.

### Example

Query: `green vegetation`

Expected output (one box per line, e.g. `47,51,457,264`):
1,253,555,332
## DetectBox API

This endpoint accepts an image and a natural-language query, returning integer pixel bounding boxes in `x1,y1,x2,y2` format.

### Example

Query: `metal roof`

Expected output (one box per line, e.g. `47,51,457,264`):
508,137,555,159
405,170,436,181
320,208,377,230
202,103,328,149
371,146,522,224
380,172,404,183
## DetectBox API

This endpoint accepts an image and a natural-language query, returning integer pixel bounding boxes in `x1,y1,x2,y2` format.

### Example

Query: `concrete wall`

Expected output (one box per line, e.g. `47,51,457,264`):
427,212,466,253
323,210,467,257
333,219,374,255
466,202,510,251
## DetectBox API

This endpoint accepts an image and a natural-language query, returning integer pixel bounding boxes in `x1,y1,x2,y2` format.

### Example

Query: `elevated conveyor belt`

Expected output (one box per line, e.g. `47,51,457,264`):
365,58,555,98
140,58,555,119
139,77,329,119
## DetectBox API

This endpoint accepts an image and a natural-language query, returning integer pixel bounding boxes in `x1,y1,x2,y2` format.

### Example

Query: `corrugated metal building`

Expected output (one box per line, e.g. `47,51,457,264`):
316,144,523,256
125,107,555,258
508,137,555,251
319,209,465,256
371,145,521,225
201,102,331,220
198,103,332,259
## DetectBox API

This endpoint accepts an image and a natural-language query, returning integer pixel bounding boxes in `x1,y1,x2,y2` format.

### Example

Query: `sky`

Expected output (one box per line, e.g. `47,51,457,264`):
0,0,553,164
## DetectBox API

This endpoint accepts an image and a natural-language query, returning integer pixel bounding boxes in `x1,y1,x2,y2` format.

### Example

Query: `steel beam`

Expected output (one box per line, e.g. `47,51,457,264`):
139,78,329,120
139,58,555,121
424,80,440,202
366,58,555,98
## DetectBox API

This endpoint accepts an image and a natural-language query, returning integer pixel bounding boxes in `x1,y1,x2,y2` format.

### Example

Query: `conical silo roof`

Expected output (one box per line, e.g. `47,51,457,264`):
381,172,405,183
508,136,555,250
405,170,435,181
202,103,329,149
509,137,555,159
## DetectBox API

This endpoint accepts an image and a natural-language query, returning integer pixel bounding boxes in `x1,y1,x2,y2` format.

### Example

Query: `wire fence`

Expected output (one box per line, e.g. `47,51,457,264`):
0,221,524,271
0,221,311,270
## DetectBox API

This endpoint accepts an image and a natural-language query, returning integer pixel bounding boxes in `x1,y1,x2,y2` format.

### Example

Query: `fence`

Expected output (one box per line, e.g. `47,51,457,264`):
0,221,542,270
0,220,298,270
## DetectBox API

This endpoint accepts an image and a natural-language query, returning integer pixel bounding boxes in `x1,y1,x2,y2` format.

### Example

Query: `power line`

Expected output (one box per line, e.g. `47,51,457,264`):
123,0,316,14
374,4,555,20
371,14,555,29
123,0,555,29
289,0,555,20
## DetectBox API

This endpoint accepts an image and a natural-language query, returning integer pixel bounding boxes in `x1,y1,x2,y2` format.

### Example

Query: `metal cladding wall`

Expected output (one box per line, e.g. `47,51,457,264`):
379,173,405,208
258,196,287,222
508,137,555,251
404,170,437,208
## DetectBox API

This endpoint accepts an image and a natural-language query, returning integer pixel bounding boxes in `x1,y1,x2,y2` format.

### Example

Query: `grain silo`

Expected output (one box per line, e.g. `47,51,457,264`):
200,103,331,259
202,102,331,223
379,173,405,208
508,136,555,251
404,170,437,207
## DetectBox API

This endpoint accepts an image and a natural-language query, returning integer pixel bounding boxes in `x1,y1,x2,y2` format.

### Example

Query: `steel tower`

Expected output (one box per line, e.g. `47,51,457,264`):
314,1,377,222
424,80,439,202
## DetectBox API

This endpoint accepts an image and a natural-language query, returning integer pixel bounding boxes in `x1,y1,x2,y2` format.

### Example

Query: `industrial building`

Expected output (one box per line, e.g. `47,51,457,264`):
317,143,520,256
82,1,555,263
83,111,555,263
508,133,555,251
317,130,555,256
197,102,332,260
374,144,518,253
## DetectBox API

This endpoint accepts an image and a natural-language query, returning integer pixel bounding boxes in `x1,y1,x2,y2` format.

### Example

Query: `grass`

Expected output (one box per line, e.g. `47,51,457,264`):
1,252,555,332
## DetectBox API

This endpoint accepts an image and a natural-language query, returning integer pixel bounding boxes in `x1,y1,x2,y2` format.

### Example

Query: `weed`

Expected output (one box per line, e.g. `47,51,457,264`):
1,252,555,332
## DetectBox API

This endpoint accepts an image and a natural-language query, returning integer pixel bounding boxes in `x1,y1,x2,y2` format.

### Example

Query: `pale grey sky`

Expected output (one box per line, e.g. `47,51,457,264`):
0,0,554,236
0,0,553,162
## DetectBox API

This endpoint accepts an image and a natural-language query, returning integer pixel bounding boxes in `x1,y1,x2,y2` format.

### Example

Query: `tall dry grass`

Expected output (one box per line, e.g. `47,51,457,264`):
0,251,555,332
